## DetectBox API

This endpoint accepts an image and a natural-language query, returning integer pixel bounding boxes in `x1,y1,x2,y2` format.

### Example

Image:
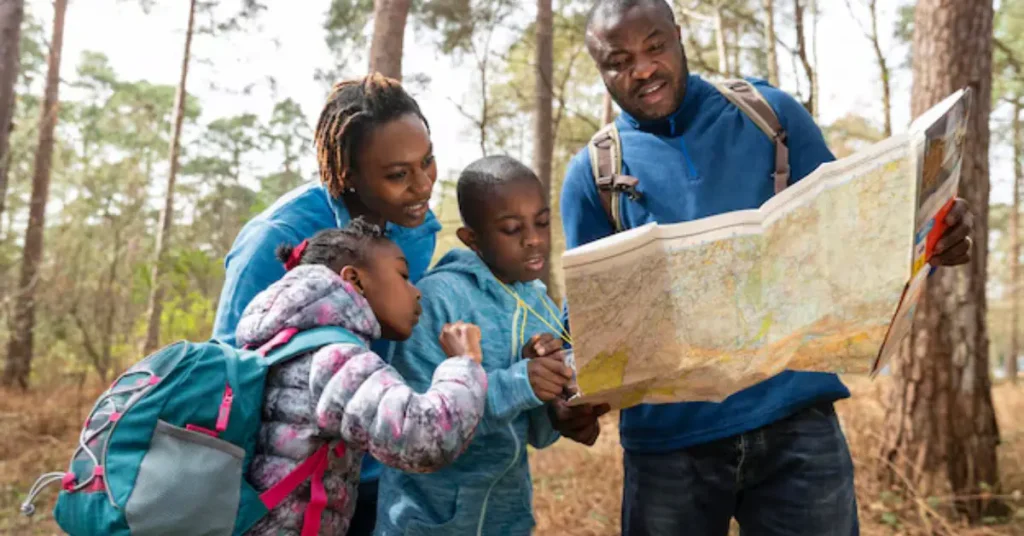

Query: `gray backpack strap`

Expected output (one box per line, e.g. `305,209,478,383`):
587,122,641,233
712,78,791,194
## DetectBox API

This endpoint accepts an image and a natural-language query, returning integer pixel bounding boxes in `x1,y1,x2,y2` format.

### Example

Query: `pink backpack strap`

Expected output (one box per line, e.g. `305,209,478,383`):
259,441,348,536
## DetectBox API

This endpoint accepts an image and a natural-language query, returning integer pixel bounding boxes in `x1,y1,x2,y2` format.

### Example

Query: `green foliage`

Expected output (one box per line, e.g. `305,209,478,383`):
822,113,886,158
318,0,375,84
0,29,308,380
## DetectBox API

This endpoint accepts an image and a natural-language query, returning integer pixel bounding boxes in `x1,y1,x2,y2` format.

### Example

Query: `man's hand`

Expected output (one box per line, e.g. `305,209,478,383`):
930,198,974,267
527,357,573,402
548,398,611,446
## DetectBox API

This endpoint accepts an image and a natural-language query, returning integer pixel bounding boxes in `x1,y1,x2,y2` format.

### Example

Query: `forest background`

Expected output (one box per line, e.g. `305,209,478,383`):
1,0,1023,534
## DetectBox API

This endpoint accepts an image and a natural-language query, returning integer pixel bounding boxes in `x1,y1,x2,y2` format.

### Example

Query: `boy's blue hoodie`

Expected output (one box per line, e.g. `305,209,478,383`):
560,74,851,454
375,248,561,536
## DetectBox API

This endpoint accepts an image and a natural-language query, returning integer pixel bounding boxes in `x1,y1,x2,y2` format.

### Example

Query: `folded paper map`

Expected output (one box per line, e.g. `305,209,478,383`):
562,88,972,410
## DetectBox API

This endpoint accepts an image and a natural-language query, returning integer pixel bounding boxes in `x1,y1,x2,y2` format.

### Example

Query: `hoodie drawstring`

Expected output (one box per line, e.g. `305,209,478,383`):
495,280,571,346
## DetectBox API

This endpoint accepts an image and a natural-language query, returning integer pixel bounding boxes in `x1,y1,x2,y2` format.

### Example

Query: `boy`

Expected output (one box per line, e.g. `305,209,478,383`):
374,155,579,535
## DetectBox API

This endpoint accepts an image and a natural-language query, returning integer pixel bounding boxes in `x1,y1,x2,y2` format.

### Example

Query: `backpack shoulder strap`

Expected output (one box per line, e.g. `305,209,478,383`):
711,78,791,194
260,326,365,367
587,121,641,233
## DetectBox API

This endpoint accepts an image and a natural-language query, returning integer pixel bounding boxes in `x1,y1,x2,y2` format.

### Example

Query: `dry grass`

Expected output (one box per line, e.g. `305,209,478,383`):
2,377,1024,535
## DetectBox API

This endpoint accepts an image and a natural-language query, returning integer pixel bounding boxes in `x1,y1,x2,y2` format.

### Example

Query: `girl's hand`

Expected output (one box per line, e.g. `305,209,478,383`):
439,322,483,364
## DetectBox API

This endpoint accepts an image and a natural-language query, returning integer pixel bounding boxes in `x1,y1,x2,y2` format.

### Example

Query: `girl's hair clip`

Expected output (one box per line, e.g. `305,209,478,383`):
284,240,309,271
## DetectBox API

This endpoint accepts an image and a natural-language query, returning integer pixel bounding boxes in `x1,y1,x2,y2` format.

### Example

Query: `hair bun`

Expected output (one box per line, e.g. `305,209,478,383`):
275,244,295,264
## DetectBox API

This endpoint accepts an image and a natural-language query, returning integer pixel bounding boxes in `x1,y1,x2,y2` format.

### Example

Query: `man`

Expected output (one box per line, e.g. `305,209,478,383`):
559,1,975,534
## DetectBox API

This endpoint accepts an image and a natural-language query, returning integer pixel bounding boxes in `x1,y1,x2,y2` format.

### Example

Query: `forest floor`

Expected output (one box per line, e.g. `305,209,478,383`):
2,376,1024,535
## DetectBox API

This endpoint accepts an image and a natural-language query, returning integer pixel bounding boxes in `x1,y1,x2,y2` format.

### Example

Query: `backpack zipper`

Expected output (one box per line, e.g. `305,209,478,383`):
99,370,161,508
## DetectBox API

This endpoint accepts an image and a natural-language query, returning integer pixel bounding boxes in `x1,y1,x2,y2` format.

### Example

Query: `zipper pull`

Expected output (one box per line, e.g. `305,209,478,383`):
216,384,233,433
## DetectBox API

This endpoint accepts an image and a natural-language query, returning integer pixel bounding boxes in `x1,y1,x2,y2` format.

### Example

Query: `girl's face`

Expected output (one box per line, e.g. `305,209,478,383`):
347,113,437,228
341,241,423,341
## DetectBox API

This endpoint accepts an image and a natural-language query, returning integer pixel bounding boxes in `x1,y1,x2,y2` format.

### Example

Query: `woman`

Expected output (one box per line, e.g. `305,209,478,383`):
212,73,441,535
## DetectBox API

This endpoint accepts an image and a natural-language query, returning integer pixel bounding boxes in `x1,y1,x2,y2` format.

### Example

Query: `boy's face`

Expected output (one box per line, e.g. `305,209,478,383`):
340,241,423,341
459,177,551,284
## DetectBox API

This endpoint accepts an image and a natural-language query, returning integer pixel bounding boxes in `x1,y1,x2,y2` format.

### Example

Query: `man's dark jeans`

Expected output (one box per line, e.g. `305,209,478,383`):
622,402,859,536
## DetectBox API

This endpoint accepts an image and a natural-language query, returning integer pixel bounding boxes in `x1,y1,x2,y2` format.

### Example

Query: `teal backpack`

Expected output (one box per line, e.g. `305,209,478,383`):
21,326,364,536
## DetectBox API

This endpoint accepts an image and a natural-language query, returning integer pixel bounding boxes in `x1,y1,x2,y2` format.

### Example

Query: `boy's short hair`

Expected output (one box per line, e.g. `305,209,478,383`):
456,155,540,229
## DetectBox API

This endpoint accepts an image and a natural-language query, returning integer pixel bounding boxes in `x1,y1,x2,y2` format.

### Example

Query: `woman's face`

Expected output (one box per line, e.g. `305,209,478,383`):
348,113,437,228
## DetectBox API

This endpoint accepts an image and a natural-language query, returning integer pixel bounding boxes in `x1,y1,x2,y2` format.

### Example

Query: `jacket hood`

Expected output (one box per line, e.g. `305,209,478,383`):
429,248,549,304
235,264,380,347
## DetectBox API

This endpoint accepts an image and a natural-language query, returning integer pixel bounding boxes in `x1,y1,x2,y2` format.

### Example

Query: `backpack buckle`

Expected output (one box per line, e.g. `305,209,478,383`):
610,174,642,201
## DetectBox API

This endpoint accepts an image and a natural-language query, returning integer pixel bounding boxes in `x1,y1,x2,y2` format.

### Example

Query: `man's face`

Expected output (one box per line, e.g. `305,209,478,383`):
587,4,689,122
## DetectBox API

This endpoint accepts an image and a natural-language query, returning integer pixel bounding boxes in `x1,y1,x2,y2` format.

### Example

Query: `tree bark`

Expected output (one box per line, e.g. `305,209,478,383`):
879,0,1003,522
142,0,196,354
868,0,892,136
3,0,67,389
368,0,411,81
810,0,819,117
534,0,553,293
713,5,730,75
793,0,816,117
762,0,779,86
0,0,23,226
1011,99,1021,384
602,92,615,125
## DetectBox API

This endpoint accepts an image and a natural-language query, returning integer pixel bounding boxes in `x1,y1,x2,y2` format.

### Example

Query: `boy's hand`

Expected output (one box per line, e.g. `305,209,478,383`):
526,356,572,402
549,398,611,446
439,322,483,364
522,333,565,360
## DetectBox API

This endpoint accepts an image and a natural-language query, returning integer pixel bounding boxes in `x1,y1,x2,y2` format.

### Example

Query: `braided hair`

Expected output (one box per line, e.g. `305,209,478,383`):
277,217,391,272
315,73,430,199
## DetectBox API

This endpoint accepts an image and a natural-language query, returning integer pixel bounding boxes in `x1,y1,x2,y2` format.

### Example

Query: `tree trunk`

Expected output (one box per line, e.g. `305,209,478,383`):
0,0,23,226
142,0,196,355
810,0,819,117
879,0,1003,522
713,5,729,75
869,0,893,137
534,0,553,293
793,0,815,117
368,0,411,80
762,0,779,86
1011,99,1021,384
602,91,615,125
3,0,67,389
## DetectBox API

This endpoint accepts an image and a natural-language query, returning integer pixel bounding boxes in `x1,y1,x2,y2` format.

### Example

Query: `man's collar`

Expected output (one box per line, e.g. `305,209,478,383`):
619,73,704,137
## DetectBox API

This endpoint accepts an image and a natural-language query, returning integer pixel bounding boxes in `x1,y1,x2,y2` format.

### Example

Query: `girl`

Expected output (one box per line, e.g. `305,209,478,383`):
238,219,488,536
214,73,441,532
